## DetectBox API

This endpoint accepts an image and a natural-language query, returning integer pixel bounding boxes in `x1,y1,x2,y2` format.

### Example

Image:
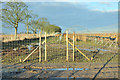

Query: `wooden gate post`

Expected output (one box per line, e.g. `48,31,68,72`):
39,32,42,62
73,32,75,61
45,32,47,61
66,31,68,61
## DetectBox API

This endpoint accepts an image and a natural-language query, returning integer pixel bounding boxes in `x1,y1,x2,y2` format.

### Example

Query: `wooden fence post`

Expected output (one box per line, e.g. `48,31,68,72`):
66,31,68,61
45,32,47,61
73,32,75,61
39,32,42,62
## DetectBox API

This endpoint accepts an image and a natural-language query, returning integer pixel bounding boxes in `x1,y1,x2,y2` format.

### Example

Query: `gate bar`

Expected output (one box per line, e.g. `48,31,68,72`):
45,32,47,61
66,31,68,61
73,32,75,61
39,32,42,62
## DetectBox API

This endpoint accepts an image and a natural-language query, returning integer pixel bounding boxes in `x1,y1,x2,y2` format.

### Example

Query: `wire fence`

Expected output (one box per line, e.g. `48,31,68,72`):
1,31,118,64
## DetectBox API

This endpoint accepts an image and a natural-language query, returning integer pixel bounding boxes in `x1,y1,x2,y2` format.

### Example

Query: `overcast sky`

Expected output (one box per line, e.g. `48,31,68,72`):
2,1,118,34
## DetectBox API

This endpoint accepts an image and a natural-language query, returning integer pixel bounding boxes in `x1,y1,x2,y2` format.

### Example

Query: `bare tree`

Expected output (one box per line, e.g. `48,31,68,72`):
23,10,32,35
28,15,39,34
29,17,49,34
2,1,28,39
38,17,49,33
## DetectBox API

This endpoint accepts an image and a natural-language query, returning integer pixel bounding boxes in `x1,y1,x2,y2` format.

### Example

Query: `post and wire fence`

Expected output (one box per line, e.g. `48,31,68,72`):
1,31,118,63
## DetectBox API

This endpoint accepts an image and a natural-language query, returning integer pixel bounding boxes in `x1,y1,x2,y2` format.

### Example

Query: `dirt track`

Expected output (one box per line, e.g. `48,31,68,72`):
2,62,118,79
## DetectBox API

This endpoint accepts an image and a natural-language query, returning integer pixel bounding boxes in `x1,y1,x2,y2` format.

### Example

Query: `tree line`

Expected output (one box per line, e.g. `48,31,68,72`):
1,1,62,38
